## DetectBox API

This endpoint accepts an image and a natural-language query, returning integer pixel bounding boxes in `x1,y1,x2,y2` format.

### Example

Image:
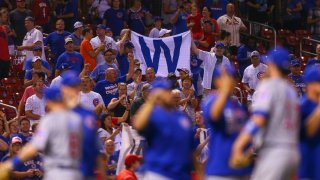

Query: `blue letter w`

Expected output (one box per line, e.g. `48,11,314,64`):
139,36,182,73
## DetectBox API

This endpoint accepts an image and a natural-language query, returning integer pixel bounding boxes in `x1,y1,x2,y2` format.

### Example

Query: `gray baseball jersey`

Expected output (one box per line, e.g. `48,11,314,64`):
31,110,83,179
250,78,300,180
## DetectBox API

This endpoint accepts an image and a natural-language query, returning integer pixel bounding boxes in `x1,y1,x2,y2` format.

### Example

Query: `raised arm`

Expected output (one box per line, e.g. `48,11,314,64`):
126,53,135,81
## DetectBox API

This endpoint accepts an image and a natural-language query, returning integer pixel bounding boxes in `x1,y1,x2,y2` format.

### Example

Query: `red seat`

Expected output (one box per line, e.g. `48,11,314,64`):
0,90,8,99
286,36,299,46
261,28,274,39
278,29,293,38
1,77,21,85
295,30,310,39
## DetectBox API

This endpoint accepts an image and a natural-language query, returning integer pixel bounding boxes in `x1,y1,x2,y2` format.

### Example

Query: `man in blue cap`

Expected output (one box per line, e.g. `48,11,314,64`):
23,45,51,71
90,24,117,66
288,59,305,97
298,65,320,180
0,86,84,180
133,78,198,180
231,47,300,180
191,40,230,97
60,71,105,179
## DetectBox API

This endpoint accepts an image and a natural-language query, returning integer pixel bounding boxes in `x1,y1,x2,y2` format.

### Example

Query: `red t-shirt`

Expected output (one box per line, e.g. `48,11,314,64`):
198,32,215,52
187,12,202,34
32,0,51,25
0,26,10,61
117,169,138,180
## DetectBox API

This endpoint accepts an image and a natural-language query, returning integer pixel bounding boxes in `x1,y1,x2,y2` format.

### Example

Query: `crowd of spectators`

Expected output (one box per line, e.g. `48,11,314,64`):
0,0,320,179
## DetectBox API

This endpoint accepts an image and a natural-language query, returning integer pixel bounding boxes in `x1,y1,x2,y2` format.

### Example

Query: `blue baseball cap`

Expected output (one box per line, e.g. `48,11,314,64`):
33,45,42,51
266,47,290,70
150,78,172,92
96,24,106,30
291,59,301,66
61,71,81,86
213,64,237,78
303,66,320,84
60,63,71,70
44,86,63,102
124,41,134,49
215,42,225,48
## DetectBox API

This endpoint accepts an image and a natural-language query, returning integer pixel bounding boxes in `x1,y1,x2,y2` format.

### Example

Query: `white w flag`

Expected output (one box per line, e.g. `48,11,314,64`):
116,125,146,174
131,31,191,77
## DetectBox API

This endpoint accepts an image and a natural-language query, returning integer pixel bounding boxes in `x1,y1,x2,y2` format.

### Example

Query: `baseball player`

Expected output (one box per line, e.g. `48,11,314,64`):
201,65,252,180
133,79,197,180
230,47,300,180
0,86,84,180
298,66,320,179
60,71,103,179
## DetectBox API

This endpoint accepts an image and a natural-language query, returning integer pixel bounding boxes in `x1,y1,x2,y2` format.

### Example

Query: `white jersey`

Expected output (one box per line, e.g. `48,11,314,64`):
30,110,83,179
22,28,46,61
25,94,46,125
79,91,105,111
50,75,62,87
217,15,246,47
252,78,300,147
242,63,268,100
90,36,117,66
197,50,230,89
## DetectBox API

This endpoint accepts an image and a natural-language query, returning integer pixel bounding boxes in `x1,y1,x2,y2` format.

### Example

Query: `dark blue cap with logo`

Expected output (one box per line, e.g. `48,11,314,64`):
153,16,163,22
215,42,225,48
266,47,290,70
291,59,301,66
33,45,42,51
96,24,106,30
60,63,71,70
61,71,81,86
303,65,320,84
44,86,63,102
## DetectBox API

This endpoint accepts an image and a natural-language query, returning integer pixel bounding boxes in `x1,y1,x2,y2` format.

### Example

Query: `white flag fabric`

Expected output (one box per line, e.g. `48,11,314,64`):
199,128,210,163
116,125,146,174
131,31,191,77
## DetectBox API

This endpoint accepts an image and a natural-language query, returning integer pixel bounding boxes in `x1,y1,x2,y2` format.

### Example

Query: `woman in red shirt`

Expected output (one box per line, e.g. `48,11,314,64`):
201,6,220,38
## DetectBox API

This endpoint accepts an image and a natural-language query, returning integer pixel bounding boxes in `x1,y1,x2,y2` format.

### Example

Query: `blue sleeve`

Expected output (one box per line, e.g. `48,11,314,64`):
90,66,99,81
43,61,52,71
103,9,109,20
237,46,248,63
94,82,102,93
55,54,64,70
44,34,51,46
117,75,127,83
24,60,32,71
24,70,32,80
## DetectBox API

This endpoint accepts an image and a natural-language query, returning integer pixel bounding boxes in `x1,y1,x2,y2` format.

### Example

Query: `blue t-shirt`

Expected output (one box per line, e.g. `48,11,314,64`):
116,54,129,76
201,93,252,176
106,150,120,176
56,51,84,75
139,106,195,180
299,96,320,179
68,33,83,48
93,75,128,106
205,0,228,19
16,155,43,180
286,0,302,19
44,31,71,62
73,106,99,178
127,7,149,35
90,63,119,82
172,12,189,35
307,58,320,67
23,59,51,71
103,8,127,37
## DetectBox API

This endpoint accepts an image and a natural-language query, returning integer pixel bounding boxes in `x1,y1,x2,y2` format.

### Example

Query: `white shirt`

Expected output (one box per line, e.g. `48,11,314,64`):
79,91,105,111
149,28,161,38
90,36,117,66
50,75,62,87
242,63,268,100
217,15,246,47
197,50,231,89
22,28,46,61
25,94,46,125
